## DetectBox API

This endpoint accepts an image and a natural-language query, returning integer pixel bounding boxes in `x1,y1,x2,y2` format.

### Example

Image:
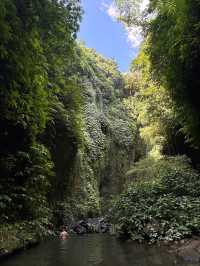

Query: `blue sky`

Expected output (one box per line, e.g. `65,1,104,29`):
78,0,139,72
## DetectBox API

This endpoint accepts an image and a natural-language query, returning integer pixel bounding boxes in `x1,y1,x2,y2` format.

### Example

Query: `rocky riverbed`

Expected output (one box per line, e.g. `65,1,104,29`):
68,217,113,235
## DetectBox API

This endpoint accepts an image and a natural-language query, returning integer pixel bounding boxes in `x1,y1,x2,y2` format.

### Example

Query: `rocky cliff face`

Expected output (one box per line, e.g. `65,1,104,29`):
48,44,139,224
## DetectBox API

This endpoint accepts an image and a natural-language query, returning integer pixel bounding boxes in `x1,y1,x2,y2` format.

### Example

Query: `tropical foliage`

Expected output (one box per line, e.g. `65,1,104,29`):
0,0,82,243
110,0,200,242
111,156,200,242
1,0,200,254
115,0,200,147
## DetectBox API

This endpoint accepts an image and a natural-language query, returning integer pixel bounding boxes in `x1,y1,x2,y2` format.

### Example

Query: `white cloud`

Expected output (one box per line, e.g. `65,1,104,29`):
126,26,143,48
101,2,119,21
140,0,149,12
102,0,149,48
107,3,119,19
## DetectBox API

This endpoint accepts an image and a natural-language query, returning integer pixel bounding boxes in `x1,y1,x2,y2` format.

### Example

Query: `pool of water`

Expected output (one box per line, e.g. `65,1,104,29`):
1,234,197,266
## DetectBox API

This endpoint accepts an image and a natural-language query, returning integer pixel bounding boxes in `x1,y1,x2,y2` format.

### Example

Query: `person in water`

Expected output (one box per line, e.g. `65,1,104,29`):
59,227,69,240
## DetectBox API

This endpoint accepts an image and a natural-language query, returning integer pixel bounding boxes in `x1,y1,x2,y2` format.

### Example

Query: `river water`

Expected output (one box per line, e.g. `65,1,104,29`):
1,234,197,266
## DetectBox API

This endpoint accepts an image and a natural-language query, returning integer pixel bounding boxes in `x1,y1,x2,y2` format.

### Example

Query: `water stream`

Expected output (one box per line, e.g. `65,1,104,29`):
1,234,197,266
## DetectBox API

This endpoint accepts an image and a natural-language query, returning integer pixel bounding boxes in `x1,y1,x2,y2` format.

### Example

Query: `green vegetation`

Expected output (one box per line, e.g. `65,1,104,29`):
111,156,200,242
115,0,200,147
0,1,138,254
123,46,176,158
57,44,138,222
109,0,200,243
147,0,200,147
0,0,82,254
0,221,50,255
1,0,200,256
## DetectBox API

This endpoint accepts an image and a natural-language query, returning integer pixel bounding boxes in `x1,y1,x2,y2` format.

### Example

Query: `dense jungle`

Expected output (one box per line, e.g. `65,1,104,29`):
1,0,200,265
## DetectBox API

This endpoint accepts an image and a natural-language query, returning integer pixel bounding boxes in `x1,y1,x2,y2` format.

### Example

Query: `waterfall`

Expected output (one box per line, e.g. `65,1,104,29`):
97,91,103,113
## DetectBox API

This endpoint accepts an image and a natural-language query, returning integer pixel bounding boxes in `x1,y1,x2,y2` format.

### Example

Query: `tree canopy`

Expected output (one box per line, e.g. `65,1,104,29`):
114,0,200,147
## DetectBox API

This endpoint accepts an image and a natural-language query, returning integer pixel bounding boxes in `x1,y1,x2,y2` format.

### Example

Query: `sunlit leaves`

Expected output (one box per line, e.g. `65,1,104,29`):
111,156,200,242
124,44,176,158
0,0,82,226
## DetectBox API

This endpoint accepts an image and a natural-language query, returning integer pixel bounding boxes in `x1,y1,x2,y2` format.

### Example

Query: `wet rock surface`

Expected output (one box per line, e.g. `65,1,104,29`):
171,237,200,263
70,217,112,235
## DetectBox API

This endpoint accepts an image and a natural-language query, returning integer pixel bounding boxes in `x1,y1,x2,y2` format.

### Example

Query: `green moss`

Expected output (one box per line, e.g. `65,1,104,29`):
0,221,51,256
53,44,139,221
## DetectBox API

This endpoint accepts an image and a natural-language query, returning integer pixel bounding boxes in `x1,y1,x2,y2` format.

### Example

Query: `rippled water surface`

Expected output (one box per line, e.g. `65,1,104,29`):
1,235,196,266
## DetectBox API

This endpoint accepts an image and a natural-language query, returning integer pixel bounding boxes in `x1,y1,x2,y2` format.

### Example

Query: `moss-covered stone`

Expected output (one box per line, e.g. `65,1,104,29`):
0,221,52,258
49,45,140,223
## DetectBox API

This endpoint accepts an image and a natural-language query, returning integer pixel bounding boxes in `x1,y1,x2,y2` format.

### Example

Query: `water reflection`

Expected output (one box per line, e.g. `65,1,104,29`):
1,235,196,266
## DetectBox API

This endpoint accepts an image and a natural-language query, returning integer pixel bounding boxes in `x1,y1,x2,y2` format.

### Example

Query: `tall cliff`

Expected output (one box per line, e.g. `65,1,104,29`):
48,44,139,224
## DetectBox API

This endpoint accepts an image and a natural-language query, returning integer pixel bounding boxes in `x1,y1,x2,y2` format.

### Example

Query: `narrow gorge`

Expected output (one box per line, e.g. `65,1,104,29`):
1,0,200,265
47,44,141,225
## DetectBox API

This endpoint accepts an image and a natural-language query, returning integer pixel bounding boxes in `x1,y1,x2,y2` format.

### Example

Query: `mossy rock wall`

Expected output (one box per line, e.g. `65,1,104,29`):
48,45,140,223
